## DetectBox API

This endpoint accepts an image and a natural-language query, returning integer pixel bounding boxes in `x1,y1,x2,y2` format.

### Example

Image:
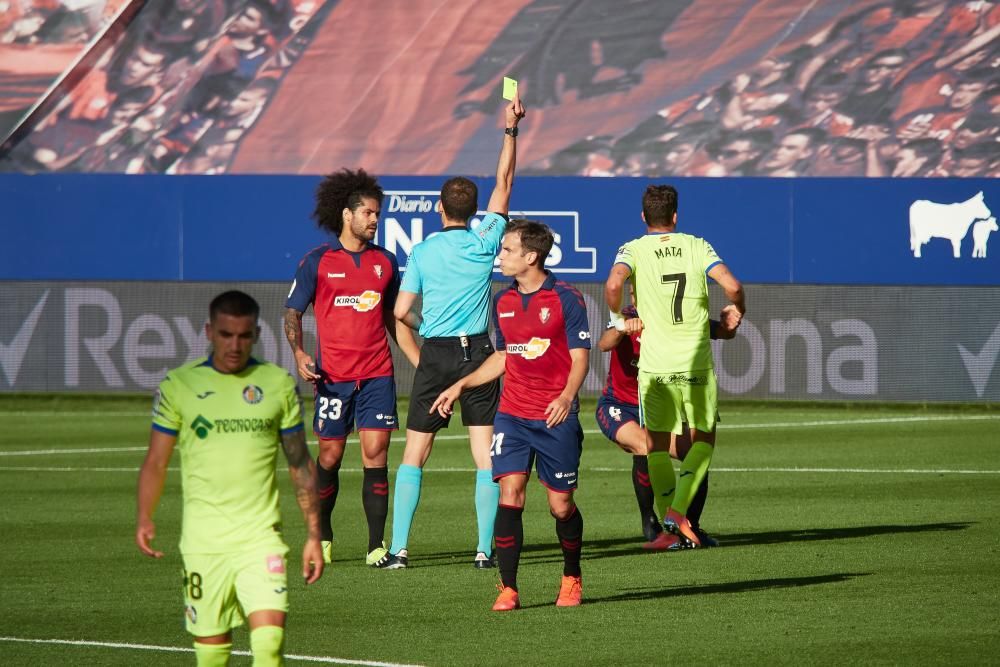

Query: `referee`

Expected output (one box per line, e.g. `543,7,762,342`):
374,92,526,570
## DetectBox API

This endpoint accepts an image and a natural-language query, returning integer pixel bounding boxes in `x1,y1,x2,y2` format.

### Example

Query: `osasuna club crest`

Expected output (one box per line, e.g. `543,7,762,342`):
539,307,551,324
374,264,383,278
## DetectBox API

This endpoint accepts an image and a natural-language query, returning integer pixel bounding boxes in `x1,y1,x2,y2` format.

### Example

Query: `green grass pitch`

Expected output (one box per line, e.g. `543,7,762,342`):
1,394,998,666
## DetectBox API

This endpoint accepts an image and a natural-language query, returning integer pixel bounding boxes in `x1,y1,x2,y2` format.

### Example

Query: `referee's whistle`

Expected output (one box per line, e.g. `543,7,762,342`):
460,335,472,363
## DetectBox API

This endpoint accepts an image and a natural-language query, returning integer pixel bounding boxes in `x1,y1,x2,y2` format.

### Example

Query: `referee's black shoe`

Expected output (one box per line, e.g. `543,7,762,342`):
374,549,408,569
474,552,496,569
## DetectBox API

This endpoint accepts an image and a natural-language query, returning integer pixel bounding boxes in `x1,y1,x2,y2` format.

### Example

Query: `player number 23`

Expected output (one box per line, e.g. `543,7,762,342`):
318,397,343,420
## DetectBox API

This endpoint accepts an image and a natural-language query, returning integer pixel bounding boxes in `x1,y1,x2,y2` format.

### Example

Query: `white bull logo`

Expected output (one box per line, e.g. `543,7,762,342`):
909,191,992,258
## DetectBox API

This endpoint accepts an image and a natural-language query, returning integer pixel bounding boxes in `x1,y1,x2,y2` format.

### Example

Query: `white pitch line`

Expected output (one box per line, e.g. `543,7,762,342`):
597,466,1000,475
2,413,998,457
3,465,999,475
0,636,424,667
0,446,149,457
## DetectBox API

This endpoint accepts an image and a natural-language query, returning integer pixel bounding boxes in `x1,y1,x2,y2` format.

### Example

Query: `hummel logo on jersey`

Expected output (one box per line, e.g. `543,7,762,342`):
498,311,515,318
506,337,551,360
327,272,346,278
196,391,215,399
334,290,381,312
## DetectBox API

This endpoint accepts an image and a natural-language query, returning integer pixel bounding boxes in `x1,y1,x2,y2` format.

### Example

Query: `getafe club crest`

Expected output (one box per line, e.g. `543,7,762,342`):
539,307,551,324
242,384,264,404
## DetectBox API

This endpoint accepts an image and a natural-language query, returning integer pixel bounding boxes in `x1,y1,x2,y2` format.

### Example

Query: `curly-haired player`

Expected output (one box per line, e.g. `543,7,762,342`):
284,168,420,567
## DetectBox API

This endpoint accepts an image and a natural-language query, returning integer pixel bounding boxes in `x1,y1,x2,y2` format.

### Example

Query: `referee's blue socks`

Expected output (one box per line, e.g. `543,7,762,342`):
390,464,422,554
474,469,500,555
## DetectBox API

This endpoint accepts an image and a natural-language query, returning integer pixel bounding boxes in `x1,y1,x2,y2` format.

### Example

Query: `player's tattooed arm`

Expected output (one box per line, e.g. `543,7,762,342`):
281,428,324,583
281,428,321,541
284,308,319,381
283,307,303,350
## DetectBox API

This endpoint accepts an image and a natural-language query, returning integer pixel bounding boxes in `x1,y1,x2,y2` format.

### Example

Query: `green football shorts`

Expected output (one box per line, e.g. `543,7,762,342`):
638,368,718,435
181,541,290,636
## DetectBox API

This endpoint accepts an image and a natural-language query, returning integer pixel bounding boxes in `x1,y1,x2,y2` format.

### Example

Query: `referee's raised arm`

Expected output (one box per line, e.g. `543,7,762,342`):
486,89,526,216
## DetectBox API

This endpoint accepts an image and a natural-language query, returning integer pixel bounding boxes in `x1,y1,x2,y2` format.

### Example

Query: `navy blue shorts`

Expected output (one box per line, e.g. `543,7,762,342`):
595,394,640,443
312,376,398,439
491,411,583,493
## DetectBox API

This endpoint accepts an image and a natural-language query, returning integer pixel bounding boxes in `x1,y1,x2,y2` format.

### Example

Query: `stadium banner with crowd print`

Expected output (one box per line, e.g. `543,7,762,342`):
1,174,998,285
1,0,997,178
1,281,998,401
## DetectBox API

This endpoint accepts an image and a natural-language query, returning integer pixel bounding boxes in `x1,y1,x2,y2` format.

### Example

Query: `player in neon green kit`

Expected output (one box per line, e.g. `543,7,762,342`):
136,291,324,667
605,185,744,549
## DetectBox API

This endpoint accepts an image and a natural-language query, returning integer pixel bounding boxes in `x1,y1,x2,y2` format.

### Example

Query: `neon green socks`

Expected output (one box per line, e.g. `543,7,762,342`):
250,625,284,666
194,641,232,667
646,450,675,518
672,441,714,515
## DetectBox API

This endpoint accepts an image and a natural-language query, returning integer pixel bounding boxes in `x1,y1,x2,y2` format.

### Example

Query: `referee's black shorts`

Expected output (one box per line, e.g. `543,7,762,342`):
407,333,500,433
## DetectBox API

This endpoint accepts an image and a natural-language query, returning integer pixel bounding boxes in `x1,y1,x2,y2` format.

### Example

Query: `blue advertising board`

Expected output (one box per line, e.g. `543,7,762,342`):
1,174,997,285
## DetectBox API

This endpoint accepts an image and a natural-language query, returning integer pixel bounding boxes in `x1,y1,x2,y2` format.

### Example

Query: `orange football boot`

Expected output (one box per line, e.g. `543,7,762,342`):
555,575,582,607
492,584,521,611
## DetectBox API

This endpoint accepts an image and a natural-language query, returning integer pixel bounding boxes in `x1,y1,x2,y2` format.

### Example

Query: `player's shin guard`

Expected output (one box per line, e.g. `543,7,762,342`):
474,469,500,555
631,455,657,520
672,442,714,515
362,466,390,552
316,459,340,542
646,451,676,518
389,464,422,554
194,641,232,667
555,505,583,578
495,504,524,591
687,472,709,529
249,625,284,667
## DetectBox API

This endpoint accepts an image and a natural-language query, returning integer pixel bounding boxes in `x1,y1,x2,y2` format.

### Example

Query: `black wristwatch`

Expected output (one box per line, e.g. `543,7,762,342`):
504,126,518,137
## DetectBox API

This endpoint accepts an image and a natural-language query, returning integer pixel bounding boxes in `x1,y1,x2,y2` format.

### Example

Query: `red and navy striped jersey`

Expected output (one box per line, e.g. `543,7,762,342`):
493,272,591,420
286,238,400,383
603,332,640,407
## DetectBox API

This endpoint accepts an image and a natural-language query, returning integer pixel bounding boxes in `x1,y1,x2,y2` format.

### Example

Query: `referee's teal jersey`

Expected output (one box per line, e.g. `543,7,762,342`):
400,212,507,338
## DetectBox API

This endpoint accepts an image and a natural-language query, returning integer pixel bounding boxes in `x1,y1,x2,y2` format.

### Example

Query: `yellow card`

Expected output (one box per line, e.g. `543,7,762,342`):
502,77,518,100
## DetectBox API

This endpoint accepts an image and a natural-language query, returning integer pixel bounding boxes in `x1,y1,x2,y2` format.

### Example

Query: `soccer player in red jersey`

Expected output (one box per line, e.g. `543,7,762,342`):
284,169,419,567
431,220,591,611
